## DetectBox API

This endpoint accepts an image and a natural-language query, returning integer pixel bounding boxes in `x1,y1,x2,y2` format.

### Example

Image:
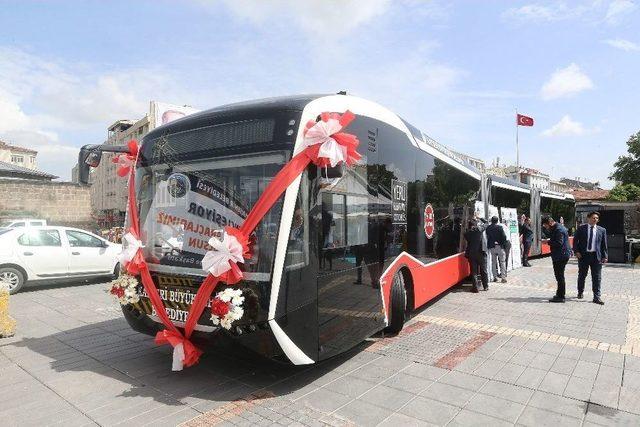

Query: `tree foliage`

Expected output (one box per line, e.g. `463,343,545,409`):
608,183,640,202
610,131,640,185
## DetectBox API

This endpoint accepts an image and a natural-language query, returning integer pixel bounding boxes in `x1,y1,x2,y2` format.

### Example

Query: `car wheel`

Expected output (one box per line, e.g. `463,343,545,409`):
112,263,121,280
385,271,407,334
1,267,25,295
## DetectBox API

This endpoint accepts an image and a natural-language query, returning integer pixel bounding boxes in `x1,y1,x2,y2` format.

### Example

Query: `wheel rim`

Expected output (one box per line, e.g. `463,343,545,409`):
1,271,20,291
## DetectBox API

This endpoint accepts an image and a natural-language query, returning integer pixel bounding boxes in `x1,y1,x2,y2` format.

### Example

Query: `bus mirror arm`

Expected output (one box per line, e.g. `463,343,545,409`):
77,144,131,185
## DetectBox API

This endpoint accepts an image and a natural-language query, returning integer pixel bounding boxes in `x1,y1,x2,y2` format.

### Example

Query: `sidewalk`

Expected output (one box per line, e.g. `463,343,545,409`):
1,259,639,426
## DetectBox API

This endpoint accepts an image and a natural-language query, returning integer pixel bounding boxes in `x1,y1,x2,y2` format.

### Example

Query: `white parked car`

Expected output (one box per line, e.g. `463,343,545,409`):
0,226,122,294
0,218,47,229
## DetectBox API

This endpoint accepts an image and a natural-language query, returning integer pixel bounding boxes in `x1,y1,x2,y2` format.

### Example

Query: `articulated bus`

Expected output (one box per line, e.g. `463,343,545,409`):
79,94,574,365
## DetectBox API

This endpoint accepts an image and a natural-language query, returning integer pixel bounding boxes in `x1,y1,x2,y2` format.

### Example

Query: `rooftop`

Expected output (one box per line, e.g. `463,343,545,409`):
0,139,38,154
0,160,58,180
570,189,610,201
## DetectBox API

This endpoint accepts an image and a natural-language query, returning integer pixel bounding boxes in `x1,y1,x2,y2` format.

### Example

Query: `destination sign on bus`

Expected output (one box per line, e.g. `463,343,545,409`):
391,179,407,224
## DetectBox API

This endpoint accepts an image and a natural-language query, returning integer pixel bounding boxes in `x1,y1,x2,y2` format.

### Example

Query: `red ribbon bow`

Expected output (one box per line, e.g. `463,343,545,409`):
112,140,139,177
155,329,203,370
303,111,361,168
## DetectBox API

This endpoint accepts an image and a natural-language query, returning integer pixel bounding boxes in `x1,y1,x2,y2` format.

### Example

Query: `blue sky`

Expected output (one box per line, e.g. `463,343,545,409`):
1,0,638,187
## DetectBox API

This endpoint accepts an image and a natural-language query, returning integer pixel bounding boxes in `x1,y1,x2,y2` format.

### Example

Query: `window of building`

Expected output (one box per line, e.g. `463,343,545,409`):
11,155,24,163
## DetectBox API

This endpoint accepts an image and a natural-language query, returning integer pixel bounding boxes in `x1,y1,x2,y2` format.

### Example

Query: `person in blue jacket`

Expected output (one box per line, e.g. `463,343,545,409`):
572,211,607,305
542,215,572,303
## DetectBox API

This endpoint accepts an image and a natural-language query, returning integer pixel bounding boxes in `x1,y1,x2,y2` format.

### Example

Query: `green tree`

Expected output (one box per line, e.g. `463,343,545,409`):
608,183,640,202
610,131,640,185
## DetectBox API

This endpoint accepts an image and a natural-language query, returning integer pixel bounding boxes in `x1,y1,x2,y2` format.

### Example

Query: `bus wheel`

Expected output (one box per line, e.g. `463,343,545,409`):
385,271,406,334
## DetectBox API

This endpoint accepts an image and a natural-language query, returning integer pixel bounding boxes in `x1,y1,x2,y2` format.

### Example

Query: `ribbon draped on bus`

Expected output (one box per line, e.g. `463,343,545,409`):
113,110,360,370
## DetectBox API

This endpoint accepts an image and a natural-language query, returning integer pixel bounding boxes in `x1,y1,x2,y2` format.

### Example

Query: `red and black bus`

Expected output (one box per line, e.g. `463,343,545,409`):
79,94,574,364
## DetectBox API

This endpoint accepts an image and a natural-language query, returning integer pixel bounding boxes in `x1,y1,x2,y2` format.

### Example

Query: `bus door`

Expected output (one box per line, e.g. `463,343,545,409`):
316,123,386,359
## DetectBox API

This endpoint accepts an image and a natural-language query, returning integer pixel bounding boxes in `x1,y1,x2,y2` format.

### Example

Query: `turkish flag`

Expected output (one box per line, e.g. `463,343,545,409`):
517,114,534,126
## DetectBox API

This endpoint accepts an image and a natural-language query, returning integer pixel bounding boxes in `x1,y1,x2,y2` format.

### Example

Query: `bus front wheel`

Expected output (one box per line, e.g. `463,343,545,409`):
385,271,406,334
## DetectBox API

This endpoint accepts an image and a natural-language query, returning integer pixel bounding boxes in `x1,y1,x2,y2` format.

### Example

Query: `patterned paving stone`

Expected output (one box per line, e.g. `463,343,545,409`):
1,258,640,426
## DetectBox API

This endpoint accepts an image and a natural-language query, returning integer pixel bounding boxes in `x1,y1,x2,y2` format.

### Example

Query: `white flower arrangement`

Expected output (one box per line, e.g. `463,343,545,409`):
210,288,245,330
109,274,140,305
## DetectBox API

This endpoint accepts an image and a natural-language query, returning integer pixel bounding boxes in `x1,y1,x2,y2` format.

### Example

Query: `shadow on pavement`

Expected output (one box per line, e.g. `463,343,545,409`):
5,317,374,411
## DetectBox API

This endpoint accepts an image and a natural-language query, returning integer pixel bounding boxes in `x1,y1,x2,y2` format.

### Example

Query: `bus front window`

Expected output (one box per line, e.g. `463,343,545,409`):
135,151,288,279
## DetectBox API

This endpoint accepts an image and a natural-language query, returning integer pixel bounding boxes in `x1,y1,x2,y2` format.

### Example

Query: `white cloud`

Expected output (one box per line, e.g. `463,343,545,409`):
604,38,640,51
214,0,391,37
605,0,637,24
502,2,598,22
540,63,594,100
542,115,599,137
503,4,564,22
0,47,194,180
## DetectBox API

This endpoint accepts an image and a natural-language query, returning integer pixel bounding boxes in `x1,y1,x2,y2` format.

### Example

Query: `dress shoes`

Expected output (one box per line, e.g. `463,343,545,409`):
577,293,583,299
593,298,604,305
549,296,565,303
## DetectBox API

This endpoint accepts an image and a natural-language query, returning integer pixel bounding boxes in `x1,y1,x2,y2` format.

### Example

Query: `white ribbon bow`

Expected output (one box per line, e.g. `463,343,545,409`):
118,232,144,265
303,118,348,167
201,233,245,277
172,343,185,371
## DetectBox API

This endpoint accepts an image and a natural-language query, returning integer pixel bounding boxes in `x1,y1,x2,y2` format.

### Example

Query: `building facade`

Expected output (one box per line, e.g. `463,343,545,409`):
86,101,199,227
89,117,150,227
0,140,38,170
559,177,601,191
503,166,550,189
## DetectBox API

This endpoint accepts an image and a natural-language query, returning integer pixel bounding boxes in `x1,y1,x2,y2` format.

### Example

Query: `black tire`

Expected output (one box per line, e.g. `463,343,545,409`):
1,267,25,295
112,263,121,280
385,271,407,334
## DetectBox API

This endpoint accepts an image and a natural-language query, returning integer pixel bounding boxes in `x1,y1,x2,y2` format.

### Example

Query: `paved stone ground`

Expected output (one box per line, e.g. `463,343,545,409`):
1,259,640,426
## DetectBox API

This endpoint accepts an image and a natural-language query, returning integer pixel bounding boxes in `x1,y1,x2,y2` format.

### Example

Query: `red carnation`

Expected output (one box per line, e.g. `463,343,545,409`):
211,298,230,318
110,286,124,298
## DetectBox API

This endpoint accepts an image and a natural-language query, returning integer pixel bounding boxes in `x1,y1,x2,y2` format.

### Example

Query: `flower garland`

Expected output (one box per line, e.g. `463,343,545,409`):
114,110,360,371
109,274,140,305
210,288,245,330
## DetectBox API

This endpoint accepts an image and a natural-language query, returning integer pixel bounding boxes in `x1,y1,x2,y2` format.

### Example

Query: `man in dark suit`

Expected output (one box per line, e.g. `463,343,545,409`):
464,218,488,292
573,211,608,305
519,217,534,267
542,216,572,303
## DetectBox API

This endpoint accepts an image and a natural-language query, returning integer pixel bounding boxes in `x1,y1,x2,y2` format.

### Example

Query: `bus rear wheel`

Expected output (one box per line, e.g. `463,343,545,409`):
385,271,407,334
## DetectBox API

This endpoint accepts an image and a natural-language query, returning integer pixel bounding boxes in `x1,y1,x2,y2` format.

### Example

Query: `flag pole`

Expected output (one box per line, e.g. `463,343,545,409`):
515,108,519,169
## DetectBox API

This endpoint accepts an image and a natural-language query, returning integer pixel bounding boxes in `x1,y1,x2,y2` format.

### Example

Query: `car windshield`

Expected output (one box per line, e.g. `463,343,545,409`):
135,151,289,279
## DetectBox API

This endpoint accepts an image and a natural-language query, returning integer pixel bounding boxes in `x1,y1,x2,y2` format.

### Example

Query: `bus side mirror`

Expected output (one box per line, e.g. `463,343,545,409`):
77,143,132,185
78,145,102,185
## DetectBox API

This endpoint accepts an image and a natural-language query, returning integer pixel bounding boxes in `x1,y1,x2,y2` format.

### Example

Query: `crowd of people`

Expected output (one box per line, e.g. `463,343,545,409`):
464,211,608,304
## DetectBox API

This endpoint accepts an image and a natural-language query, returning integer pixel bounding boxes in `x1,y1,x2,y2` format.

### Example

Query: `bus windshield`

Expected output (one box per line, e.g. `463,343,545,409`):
135,150,289,279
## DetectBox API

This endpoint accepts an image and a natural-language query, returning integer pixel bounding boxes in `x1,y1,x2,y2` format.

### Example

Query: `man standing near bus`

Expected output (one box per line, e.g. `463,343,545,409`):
486,216,508,283
573,211,607,305
519,216,534,267
542,216,572,303
464,218,489,292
